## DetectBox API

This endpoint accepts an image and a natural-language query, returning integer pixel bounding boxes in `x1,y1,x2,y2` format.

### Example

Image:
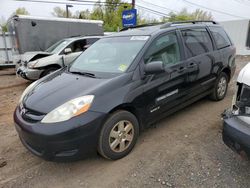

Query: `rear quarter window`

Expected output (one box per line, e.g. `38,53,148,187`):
209,26,231,49
181,28,213,58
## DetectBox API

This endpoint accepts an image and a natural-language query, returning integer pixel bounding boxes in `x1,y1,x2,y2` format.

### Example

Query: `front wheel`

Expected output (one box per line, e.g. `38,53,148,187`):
210,72,229,101
98,110,139,160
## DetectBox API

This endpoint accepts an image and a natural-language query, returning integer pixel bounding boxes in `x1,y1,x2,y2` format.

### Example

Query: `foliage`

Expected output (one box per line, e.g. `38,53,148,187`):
1,7,30,32
1,25,8,32
14,7,30,15
163,8,213,22
52,1,134,31
51,2,213,32
52,7,73,18
192,9,213,20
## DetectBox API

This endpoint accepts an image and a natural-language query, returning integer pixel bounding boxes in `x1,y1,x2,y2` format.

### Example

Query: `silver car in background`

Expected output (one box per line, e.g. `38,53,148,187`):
17,36,101,80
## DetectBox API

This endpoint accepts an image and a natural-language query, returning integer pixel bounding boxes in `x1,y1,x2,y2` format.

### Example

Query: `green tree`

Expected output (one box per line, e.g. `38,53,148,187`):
191,9,213,20
52,7,73,18
0,24,7,32
15,7,30,15
90,3,104,20
163,8,213,22
76,9,91,19
0,16,7,32
1,8,30,32
51,0,157,31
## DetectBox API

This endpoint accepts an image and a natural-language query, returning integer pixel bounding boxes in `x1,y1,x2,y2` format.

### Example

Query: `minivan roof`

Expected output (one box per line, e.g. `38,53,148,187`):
110,20,219,37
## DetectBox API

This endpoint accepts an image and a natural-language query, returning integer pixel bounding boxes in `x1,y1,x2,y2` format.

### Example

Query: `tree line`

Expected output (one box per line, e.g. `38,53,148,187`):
0,0,213,32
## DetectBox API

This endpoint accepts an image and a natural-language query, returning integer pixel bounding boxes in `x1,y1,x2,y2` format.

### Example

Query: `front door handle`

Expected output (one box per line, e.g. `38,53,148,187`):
177,66,186,73
187,62,198,68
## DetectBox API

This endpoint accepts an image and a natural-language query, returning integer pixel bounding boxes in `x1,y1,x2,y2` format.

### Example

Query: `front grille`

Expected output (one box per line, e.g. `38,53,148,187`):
20,104,45,123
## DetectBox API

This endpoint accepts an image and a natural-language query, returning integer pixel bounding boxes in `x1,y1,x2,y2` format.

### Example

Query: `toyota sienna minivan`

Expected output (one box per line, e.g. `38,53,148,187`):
14,21,236,161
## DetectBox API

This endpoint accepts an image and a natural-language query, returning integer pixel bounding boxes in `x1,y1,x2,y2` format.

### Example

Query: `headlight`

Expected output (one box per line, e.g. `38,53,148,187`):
27,60,38,69
19,81,38,103
41,95,94,123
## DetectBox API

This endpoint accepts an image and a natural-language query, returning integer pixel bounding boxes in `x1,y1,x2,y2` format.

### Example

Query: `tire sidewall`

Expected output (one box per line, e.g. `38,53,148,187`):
98,111,139,160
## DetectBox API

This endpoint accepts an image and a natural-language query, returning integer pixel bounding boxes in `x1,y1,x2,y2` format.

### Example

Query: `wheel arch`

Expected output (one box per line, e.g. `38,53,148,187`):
221,67,231,81
39,64,62,78
108,104,144,132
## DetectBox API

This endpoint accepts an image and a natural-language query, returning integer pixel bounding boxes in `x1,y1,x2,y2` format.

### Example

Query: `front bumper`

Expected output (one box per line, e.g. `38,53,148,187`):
14,106,107,161
16,66,43,81
222,115,250,157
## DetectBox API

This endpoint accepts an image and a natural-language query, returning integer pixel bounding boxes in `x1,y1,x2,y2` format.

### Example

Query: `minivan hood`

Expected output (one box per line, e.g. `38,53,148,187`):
23,70,113,113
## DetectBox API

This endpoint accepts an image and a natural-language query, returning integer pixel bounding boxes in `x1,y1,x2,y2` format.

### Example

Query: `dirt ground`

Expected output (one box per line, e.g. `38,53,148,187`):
0,57,250,188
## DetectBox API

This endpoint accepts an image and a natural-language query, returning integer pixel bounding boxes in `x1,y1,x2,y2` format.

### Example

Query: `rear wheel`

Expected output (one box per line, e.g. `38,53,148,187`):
40,67,59,78
98,110,139,160
210,72,229,101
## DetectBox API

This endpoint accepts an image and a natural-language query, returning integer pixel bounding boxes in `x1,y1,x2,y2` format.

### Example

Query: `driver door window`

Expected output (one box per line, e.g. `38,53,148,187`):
60,40,87,55
144,32,181,67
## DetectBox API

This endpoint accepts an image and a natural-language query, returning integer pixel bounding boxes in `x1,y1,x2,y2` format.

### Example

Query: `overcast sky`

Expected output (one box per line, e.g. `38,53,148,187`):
1,0,250,23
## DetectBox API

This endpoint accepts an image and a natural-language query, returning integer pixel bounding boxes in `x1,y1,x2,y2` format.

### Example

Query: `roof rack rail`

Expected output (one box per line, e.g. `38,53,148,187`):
160,20,218,29
120,22,164,31
120,20,218,31
172,20,218,25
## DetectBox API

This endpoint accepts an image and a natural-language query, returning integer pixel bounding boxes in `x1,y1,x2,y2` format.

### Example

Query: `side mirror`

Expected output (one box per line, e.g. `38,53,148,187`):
144,61,165,75
64,48,72,55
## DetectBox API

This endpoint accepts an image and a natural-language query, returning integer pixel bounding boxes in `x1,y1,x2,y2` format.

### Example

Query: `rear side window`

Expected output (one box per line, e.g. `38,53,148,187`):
181,28,213,58
209,27,231,49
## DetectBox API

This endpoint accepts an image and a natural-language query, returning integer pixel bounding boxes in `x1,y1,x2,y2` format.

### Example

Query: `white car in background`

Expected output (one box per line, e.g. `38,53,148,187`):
16,36,101,80
222,62,250,158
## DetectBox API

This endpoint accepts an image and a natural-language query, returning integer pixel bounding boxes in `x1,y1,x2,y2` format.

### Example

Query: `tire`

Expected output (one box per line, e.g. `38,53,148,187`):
40,67,59,78
98,110,139,160
209,72,229,101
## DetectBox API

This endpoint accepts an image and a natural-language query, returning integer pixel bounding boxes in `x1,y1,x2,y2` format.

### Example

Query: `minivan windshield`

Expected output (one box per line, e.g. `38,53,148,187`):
69,36,149,75
45,39,71,54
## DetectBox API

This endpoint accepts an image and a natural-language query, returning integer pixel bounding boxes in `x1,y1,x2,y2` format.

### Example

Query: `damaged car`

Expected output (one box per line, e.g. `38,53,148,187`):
16,36,101,80
222,62,250,158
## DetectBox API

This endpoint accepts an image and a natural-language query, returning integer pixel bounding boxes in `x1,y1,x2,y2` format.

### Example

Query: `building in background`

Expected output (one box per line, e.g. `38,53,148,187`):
0,31,12,64
220,19,250,55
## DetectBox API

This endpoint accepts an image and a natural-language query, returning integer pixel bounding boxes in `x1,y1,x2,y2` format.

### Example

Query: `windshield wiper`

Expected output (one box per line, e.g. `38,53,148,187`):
70,71,96,78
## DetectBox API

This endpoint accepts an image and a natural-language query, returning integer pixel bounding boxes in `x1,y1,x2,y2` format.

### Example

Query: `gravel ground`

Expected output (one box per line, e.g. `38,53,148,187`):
0,56,250,188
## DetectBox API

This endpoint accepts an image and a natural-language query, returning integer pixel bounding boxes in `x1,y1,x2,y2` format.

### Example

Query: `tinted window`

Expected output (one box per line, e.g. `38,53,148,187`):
87,38,100,44
209,27,231,49
144,32,181,67
181,28,213,58
45,39,71,53
63,39,87,53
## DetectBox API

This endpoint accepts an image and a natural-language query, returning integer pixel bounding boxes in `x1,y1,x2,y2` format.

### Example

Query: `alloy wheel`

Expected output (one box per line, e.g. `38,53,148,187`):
109,120,134,153
217,76,227,97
